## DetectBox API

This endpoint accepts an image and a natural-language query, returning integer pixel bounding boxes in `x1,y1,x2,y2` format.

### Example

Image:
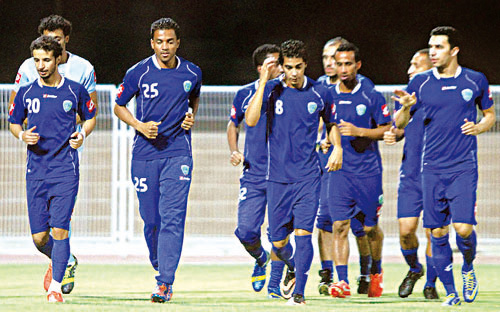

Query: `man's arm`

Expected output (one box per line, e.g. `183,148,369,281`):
227,121,244,166
338,120,391,140
10,123,39,145
245,57,276,127
392,90,417,129
383,126,405,145
326,122,342,171
461,106,496,135
70,116,97,149
113,104,161,139
182,96,199,130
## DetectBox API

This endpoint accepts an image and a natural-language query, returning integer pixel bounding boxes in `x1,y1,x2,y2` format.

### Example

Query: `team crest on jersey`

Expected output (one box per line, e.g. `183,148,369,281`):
307,102,317,114
181,165,190,176
63,100,73,112
461,88,473,101
183,80,192,93
356,104,366,116
378,194,384,205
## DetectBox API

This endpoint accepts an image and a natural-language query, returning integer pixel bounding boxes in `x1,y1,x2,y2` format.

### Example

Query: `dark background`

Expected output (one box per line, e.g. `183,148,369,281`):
1,0,499,85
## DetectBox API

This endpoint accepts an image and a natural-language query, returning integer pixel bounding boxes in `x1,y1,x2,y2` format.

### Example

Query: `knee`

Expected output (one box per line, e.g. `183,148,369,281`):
295,229,312,236
32,235,49,247
235,227,259,245
51,228,69,240
272,238,288,249
333,221,349,237
454,223,473,238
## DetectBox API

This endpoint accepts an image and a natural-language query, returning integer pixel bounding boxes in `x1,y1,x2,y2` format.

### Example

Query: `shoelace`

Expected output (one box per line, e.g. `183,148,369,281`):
463,272,475,291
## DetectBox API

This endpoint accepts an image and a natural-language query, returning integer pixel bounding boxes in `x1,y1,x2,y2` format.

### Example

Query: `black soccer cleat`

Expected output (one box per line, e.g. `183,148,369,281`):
398,268,424,298
286,293,306,305
423,286,439,300
281,269,296,300
357,275,370,294
318,269,332,295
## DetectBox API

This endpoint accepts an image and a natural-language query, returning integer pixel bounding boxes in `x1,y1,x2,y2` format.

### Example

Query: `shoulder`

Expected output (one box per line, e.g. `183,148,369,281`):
357,74,375,88
18,57,35,71
461,67,488,83
408,70,433,88
179,57,202,75
67,52,94,69
236,81,257,96
316,75,330,85
124,57,153,77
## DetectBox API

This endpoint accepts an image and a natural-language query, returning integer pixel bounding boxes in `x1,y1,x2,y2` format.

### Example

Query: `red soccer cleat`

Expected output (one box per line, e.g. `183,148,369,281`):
329,280,351,298
44,263,52,292
368,271,384,297
47,291,64,303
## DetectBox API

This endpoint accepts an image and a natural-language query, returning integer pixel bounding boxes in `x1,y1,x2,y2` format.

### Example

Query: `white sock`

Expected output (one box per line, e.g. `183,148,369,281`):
48,279,62,293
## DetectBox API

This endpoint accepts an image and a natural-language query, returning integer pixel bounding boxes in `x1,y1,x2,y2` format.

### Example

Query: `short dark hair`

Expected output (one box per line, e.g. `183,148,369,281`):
324,37,349,49
416,48,430,56
279,40,308,65
38,15,72,37
151,18,181,39
335,42,361,62
30,35,63,59
430,26,460,49
252,44,280,68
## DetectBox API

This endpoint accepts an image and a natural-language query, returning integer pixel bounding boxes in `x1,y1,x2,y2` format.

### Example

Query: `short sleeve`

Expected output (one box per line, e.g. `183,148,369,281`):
78,86,96,121
8,88,27,124
477,73,494,111
230,88,251,127
371,91,392,125
115,67,139,106
82,67,97,94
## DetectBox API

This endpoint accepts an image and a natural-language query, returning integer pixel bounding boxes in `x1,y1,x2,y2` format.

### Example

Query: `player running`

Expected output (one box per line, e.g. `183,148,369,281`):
113,18,201,303
8,35,96,302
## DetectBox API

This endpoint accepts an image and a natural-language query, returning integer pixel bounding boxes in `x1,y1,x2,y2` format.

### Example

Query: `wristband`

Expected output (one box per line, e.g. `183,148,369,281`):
18,131,24,142
79,131,86,141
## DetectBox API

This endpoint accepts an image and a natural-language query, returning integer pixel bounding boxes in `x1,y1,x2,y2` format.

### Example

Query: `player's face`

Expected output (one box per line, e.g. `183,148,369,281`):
151,28,180,68
322,44,339,77
33,49,60,80
282,56,306,88
268,52,283,79
407,52,432,79
428,35,458,69
43,29,68,52
335,51,361,83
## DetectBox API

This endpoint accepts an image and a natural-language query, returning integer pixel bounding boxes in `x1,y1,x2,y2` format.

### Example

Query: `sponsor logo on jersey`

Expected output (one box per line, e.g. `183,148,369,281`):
63,100,73,112
93,71,97,83
230,105,236,119
86,99,95,113
15,72,21,84
117,84,124,98
441,86,457,91
8,103,15,116
338,100,352,105
43,94,57,98
183,80,192,93
382,104,390,117
179,176,191,181
307,102,317,114
378,194,384,205
461,88,473,101
331,103,336,114
181,165,190,176
489,88,493,100
356,104,366,116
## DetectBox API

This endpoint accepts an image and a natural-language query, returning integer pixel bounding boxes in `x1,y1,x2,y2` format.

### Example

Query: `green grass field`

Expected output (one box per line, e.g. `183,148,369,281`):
1,263,500,311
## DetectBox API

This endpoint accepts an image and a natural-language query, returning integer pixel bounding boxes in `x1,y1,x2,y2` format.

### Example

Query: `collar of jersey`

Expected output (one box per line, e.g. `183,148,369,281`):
279,74,308,89
432,66,462,80
37,76,65,89
335,79,361,94
152,55,181,70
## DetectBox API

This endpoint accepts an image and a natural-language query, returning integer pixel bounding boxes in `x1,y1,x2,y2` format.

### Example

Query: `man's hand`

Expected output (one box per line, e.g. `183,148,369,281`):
69,131,85,149
230,150,244,166
392,90,416,109
181,112,195,130
338,119,360,137
259,56,278,82
326,146,342,172
320,138,331,154
138,121,161,139
461,118,479,136
384,126,397,145
23,126,40,145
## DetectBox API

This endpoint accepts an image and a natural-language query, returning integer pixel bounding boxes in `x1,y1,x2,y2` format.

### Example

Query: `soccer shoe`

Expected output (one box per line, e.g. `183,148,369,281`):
368,271,383,297
47,291,65,303
357,275,370,294
286,293,306,305
318,269,333,295
268,286,285,299
251,251,269,292
329,280,351,298
442,293,461,306
398,268,424,298
62,255,78,294
281,269,296,300
151,283,173,303
462,269,478,303
423,286,439,299
43,263,52,292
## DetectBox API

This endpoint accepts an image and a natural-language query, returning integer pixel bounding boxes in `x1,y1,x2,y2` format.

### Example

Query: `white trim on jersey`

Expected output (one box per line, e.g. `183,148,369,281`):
432,65,462,80
334,79,361,94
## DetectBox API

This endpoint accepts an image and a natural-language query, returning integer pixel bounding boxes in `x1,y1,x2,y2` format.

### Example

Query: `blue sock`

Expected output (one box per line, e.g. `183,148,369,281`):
321,260,334,273
244,243,267,267
293,235,314,295
431,234,456,295
51,238,70,283
425,254,438,287
35,235,53,259
360,255,372,276
401,248,423,273
336,265,349,284
456,230,476,272
371,259,382,275
273,242,295,271
268,260,285,290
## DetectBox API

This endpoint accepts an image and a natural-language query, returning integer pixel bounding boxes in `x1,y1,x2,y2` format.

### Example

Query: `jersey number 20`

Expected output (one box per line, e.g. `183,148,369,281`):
26,98,40,113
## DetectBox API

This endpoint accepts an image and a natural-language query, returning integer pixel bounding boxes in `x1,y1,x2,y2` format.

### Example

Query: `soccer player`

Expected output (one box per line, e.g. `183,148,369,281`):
113,18,201,303
316,37,375,295
8,35,96,302
384,49,440,299
246,39,343,305
394,26,495,306
8,14,98,294
227,44,285,298
327,42,391,299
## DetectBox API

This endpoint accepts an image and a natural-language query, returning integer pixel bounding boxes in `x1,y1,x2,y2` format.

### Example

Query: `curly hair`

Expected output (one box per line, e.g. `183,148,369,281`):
150,18,181,39
279,39,307,65
30,35,63,59
38,15,72,37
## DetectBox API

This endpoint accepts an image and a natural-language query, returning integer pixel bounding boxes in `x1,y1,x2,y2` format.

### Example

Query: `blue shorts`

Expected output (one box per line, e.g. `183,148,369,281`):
27,176,79,234
328,171,383,227
234,177,267,245
397,174,423,219
267,177,320,242
316,149,332,232
422,168,477,228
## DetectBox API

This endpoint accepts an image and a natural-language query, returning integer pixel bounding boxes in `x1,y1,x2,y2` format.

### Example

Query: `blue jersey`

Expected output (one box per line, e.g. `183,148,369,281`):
407,66,494,173
331,80,391,176
116,55,202,160
230,80,267,179
14,52,97,94
261,76,332,183
8,77,95,180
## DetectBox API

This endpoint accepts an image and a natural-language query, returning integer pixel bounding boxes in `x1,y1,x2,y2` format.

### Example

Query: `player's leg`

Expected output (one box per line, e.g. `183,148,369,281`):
131,159,161,271
153,156,193,303
234,178,269,292
423,228,439,299
350,218,371,294
267,248,285,299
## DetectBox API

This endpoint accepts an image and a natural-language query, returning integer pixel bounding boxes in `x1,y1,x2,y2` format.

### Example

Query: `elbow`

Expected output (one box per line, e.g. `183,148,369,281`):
246,119,257,127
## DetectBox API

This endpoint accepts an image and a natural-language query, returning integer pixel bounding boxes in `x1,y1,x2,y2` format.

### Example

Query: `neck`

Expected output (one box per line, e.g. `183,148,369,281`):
436,59,459,78
41,71,62,87
329,75,339,85
339,78,358,92
60,51,69,64
287,77,304,89
157,55,177,69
